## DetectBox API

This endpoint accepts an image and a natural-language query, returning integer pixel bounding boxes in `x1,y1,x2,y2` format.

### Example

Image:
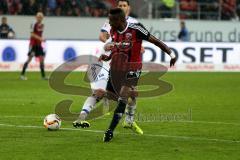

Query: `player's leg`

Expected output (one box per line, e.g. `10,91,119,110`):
37,45,48,79
39,56,48,80
73,78,108,128
20,50,34,80
120,70,143,134
123,97,143,134
103,85,130,142
125,97,136,124
73,89,105,128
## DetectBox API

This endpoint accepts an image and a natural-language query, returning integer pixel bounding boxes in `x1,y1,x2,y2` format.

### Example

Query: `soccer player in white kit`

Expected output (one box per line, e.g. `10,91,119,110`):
73,0,143,134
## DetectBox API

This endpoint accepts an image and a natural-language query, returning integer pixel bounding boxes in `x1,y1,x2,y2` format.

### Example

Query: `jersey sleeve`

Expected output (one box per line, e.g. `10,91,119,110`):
135,23,150,40
101,20,111,34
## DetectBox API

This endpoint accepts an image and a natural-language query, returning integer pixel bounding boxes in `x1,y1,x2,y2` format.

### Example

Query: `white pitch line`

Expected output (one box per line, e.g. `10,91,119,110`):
141,133,240,144
1,115,239,126
179,120,240,126
0,123,239,144
142,120,240,126
0,115,43,119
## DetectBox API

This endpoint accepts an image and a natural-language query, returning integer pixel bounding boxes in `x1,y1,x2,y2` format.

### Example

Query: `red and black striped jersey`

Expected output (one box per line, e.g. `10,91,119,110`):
30,22,44,46
110,22,150,70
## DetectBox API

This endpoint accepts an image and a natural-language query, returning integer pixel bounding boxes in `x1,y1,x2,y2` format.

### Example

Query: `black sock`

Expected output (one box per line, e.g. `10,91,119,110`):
40,63,45,78
109,100,127,131
21,62,28,75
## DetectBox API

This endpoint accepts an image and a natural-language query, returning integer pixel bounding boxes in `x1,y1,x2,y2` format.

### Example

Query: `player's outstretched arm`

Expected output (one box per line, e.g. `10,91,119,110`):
148,35,176,67
148,35,171,55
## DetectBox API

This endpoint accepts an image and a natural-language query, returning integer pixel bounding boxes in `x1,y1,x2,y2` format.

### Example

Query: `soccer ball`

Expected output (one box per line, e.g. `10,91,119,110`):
43,114,61,130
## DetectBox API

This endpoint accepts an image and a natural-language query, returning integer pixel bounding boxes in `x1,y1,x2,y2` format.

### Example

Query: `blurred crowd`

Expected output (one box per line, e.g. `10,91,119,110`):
0,0,240,20
159,0,239,20
179,0,238,20
0,0,116,17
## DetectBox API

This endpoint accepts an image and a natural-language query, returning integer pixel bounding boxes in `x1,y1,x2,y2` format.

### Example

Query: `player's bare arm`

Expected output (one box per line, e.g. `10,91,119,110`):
99,54,111,61
99,31,110,42
31,32,44,42
148,35,176,67
140,46,145,54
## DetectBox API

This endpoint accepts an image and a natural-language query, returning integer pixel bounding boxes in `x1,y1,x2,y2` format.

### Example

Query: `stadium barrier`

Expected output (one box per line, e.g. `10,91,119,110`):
6,16,240,42
0,40,239,72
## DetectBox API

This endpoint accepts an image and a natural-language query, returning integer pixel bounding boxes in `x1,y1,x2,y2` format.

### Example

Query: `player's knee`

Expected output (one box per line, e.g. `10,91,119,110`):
27,58,32,63
119,91,130,101
93,89,105,101
129,90,138,98
27,56,33,63
39,57,44,62
128,97,136,106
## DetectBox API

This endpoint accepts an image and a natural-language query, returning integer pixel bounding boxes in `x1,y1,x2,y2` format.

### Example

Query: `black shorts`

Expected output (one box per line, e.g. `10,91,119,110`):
106,70,141,99
28,45,45,57
124,70,141,87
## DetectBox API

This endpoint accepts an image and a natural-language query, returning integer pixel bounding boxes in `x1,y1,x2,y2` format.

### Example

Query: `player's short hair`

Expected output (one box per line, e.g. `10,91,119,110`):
117,0,130,5
109,8,125,20
36,12,44,18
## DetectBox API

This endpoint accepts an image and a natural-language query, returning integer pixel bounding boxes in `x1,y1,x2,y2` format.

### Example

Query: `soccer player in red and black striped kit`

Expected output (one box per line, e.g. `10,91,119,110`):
101,8,176,142
20,12,47,80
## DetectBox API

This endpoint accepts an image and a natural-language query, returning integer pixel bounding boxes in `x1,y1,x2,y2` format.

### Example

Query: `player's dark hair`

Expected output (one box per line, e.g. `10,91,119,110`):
109,8,125,20
117,0,130,5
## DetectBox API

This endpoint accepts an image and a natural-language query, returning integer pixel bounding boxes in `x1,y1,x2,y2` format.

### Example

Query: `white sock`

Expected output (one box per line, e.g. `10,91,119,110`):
79,96,97,120
102,97,110,114
125,104,136,124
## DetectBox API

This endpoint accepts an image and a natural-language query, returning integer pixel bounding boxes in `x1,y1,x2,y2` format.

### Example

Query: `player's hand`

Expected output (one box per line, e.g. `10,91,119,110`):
140,46,145,54
99,54,110,61
40,38,46,42
104,42,115,51
170,57,176,67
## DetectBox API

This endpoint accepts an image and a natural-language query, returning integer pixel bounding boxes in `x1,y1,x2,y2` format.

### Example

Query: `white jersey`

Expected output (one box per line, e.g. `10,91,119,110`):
101,16,138,34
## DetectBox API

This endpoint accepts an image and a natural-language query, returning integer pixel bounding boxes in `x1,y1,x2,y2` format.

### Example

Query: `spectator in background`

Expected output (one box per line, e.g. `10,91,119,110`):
159,0,175,18
90,0,108,17
22,0,38,15
236,0,240,19
0,0,115,17
6,0,23,15
46,0,57,16
221,0,237,20
0,1,8,14
54,0,65,16
0,16,15,39
197,0,219,20
178,21,189,41
54,6,62,16
179,0,198,19
65,0,81,16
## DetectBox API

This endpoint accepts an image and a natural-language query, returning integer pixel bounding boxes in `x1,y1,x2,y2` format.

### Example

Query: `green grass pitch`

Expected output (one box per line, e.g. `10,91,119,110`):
0,72,240,160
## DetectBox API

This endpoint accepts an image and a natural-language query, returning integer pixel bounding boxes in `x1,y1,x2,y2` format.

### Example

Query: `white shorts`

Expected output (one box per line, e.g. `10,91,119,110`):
90,78,108,91
88,62,109,91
